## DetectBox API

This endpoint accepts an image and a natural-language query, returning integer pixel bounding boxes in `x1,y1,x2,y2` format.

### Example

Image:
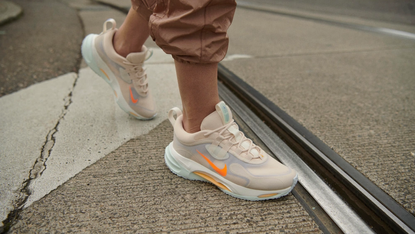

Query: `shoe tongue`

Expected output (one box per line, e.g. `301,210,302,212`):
200,102,262,159
126,46,148,64
201,101,233,130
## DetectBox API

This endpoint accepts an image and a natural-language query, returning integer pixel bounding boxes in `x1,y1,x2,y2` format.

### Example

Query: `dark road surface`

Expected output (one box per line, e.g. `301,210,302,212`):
0,0,83,97
247,0,415,25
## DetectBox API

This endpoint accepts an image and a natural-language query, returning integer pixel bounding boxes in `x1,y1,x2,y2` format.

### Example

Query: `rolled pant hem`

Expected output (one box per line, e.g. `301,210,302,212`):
132,0,236,64
172,55,222,64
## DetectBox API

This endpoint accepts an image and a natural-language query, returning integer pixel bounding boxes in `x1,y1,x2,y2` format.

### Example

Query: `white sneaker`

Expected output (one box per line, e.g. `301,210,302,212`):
81,19,156,119
165,101,298,200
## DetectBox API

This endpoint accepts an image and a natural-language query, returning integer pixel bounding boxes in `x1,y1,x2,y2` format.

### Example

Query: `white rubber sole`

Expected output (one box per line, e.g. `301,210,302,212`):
81,34,155,120
164,142,298,201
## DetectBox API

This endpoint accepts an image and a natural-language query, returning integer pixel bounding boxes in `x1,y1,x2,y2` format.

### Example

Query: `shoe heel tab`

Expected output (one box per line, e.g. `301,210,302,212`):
168,107,182,126
145,47,153,61
103,18,116,32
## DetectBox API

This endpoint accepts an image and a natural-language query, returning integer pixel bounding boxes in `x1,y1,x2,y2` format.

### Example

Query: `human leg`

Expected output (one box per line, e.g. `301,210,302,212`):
148,0,236,132
113,7,151,57
175,62,220,133
150,0,298,200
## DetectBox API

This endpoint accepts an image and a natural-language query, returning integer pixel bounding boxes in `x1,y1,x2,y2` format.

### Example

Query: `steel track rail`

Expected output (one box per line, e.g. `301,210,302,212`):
217,64,415,233
218,82,372,233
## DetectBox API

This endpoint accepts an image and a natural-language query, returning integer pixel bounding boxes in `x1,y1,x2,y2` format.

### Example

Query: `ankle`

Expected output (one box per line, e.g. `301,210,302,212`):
181,101,219,133
182,118,201,133
113,31,142,58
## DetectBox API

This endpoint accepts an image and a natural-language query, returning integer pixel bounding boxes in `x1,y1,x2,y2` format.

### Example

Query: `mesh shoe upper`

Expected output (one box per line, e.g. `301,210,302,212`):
84,19,156,119
170,102,297,191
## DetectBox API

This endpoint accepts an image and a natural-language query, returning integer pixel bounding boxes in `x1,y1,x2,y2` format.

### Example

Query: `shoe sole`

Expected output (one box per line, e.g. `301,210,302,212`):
164,142,298,201
81,34,156,120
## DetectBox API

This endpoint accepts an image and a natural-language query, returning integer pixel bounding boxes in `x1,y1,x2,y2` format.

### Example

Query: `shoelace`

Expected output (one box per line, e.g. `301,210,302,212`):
123,60,149,94
103,19,150,95
204,120,262,160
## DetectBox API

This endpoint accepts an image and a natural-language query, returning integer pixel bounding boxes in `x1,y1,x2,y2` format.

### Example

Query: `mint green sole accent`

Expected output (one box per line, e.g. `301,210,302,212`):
164,143,298,201
164,143,205,181
222,175,298,201
81,35,108,83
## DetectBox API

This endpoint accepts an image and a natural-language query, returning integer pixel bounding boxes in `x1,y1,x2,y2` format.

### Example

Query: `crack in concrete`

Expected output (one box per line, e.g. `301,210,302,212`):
1,74,79,233
31,92,74,179
249,45,415,60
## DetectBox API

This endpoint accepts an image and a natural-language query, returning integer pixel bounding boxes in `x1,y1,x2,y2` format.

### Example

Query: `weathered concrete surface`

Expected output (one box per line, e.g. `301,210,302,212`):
0,73,77,227
25,49,179,207
1,47,179,230
223,7,415,214
1,0,179,229
9,120,322,234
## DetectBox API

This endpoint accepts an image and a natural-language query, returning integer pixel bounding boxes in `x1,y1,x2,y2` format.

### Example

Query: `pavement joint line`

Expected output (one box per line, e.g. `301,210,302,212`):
221,46,415,66
1,73,80,232
248,45,415,60
31,74,80,179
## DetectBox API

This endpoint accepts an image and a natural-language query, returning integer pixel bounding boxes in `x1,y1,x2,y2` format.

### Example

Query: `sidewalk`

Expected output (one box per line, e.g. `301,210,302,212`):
1,0,414,232
1,1,321,232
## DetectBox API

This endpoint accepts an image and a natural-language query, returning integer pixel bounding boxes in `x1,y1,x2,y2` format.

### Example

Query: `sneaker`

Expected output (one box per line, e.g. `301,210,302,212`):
81,18,156,119
165,101,298,201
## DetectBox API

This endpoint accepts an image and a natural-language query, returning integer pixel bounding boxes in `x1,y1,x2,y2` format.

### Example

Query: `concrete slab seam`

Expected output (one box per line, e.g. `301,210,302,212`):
241,45,415,61
22,54,180,208
1,73,80,230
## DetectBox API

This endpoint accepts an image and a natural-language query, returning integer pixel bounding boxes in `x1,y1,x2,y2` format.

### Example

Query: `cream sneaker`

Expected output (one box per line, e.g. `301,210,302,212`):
165,101,298,200
81,19,156,119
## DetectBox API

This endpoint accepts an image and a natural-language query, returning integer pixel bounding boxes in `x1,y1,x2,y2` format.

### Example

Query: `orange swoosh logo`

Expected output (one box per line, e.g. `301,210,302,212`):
197,150,227,177
129,87,138,104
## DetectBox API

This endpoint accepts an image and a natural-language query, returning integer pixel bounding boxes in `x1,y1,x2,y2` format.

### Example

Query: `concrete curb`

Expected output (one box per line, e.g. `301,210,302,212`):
0,1,23,26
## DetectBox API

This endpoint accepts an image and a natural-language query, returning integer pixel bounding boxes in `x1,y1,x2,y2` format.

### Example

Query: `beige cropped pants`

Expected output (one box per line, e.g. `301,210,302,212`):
131,0,237,64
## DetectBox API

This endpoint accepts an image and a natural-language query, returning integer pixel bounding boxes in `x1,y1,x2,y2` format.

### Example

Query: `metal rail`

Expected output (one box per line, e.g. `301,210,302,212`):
217,64,415,234
218,82,373,233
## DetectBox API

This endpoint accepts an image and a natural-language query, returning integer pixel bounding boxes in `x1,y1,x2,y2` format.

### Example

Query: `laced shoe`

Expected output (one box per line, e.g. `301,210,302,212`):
81,18,156,119
165,101,298,201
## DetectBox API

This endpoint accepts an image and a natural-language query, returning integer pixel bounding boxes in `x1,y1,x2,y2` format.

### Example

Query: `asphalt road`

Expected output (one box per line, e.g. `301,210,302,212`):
0,0,83,97
246,0,415,25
